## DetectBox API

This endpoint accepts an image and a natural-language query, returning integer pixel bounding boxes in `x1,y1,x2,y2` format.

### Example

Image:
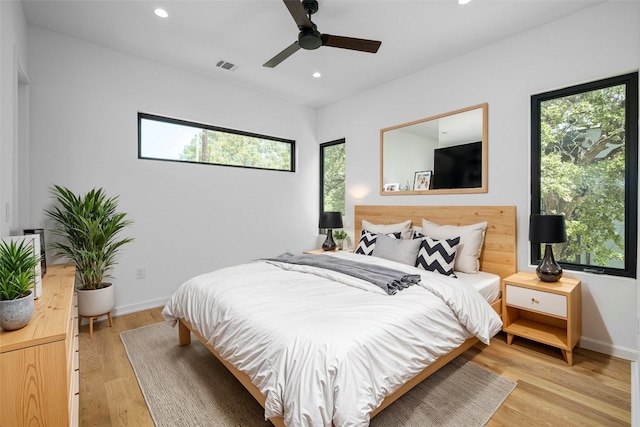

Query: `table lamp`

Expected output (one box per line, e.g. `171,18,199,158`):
319,211,343,251
529,214,567,282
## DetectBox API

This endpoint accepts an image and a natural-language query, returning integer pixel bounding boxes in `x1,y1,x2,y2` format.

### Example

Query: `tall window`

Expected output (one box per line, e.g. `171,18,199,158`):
320,139,346,216
531,72,638,278
138,113,295,172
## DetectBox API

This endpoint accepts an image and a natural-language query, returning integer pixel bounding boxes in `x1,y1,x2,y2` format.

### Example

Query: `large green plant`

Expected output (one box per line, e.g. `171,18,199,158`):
0,239,39,300
46,185,134,290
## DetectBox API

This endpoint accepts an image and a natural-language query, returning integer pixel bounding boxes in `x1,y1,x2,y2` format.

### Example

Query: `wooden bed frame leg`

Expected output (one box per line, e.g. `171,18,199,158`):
178,319,191,346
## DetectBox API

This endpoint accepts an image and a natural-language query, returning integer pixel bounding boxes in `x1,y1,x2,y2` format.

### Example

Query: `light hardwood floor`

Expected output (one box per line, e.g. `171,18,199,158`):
79,307,631,426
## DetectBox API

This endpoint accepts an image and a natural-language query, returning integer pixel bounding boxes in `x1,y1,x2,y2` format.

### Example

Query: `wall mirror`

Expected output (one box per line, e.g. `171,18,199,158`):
380,103,488,195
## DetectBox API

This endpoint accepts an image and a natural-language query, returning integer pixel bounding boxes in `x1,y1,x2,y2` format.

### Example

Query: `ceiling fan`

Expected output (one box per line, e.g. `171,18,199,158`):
263,0,382,68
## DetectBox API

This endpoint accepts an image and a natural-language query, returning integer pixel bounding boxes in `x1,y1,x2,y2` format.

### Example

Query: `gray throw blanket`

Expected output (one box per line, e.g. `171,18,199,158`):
264,253,421,295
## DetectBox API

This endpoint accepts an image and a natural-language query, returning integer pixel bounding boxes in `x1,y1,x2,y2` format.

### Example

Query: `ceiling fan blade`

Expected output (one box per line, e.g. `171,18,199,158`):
283,0,313,29
321,34,381,53
263,41,301,68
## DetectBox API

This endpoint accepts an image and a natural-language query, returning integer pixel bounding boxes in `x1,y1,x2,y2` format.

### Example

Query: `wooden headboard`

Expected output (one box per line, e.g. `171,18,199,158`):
354,205,517,280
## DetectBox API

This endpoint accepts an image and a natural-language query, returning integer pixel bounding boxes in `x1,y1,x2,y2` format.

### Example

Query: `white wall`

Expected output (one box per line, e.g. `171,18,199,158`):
317,2,640,359
384,129,436,189
0,0,29,236
27,27,318,315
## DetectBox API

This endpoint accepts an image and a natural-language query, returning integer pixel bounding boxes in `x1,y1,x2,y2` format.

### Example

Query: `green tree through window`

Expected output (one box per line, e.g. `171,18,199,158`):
138,113,294,172
320,140,345,216
531,72,638,277
179,130,292,171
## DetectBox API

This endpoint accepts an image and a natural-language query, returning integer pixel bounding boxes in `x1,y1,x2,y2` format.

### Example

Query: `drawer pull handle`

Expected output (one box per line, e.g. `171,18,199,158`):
531,298,539,304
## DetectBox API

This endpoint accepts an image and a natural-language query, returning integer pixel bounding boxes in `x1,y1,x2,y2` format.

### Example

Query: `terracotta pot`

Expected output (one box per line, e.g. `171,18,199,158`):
0,290,35,331
77,283,115,317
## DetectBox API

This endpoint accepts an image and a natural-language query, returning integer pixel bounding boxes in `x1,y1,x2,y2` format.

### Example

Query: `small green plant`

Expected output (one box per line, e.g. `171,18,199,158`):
333,230,348,241
0,240,40,301
45,185,134,290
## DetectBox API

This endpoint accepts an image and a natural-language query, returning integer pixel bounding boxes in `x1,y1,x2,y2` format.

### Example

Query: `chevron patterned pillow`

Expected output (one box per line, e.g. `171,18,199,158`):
415,235,460,277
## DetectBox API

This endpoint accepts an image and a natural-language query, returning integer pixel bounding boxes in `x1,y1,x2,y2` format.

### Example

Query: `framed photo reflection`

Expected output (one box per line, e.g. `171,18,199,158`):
413,171,432,191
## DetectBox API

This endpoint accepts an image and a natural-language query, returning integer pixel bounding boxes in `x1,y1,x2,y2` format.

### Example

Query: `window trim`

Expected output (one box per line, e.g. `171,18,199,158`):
138,112,296,172
319,138,346,220
530,72,638,278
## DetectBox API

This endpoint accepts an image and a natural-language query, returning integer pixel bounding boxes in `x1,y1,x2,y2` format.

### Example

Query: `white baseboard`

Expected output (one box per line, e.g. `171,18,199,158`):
113,296,169,317
78,296,169,326
580,336,638,361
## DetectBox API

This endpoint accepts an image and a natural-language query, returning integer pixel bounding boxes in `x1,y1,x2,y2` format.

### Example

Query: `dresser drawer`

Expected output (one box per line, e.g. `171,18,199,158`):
71,392,79,427
506,284,567,318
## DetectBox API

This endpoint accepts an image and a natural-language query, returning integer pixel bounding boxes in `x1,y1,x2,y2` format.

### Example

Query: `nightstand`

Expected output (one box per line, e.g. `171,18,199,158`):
303,249,335,254
303,248,352,255
502,272,581,365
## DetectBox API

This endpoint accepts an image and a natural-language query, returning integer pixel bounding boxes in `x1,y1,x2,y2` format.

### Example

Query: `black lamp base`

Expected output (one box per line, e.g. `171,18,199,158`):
322,230,337,251
536,244,563,282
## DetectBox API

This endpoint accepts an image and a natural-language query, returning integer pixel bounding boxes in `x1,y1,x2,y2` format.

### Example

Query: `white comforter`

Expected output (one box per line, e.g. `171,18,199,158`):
162,251,502,427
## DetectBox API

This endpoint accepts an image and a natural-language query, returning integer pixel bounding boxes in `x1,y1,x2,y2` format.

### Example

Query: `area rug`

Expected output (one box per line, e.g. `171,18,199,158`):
121,322,516,427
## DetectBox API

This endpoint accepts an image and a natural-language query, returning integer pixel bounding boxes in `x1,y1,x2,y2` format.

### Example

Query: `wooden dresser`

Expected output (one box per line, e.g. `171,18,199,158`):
0,264,79,426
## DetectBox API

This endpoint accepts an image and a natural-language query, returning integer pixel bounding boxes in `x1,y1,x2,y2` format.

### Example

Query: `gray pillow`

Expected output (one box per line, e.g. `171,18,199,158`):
372,233,422,266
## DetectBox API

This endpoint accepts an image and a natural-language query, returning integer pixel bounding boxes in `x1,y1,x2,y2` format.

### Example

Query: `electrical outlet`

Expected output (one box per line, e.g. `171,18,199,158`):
136,267,146,280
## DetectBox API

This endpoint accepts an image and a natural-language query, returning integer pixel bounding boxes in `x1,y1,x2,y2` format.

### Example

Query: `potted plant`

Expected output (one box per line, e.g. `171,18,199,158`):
45,185,134,323
333,230,348,250
0,239,40,330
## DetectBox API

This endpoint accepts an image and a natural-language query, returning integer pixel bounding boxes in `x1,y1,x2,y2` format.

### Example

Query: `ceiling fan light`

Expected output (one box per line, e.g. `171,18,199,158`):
458,0,471,4
313,72,322,78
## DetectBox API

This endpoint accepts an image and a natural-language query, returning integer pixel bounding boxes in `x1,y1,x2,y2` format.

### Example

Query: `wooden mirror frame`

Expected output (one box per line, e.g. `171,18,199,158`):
380,103,488,195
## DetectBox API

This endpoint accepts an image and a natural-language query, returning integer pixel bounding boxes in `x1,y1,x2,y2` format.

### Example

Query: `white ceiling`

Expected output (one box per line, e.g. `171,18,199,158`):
21,0,603,108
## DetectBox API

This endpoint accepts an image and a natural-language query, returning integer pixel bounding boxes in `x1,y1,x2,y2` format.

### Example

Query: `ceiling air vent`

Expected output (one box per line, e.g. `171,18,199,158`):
215,60,239,72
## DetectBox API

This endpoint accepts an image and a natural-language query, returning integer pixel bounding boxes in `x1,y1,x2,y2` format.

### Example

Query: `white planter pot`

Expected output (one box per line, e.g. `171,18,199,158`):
77,283,115,317
0,290,35,331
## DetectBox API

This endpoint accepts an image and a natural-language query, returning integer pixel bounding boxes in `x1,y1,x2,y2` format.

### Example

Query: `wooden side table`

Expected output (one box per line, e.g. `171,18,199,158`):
303,248,336,254
502,272,581,365
303,248,353,255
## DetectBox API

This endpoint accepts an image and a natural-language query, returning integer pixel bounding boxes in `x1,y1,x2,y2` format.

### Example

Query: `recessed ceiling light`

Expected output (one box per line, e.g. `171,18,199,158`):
458,0,471,4
154,8,168,18
312,72,322,78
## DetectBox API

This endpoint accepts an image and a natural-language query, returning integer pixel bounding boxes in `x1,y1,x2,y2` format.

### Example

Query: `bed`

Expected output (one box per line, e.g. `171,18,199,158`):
162,205,517,426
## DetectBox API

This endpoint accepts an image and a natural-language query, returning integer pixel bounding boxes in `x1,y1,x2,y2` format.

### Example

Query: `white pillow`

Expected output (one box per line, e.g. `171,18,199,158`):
362,219,412,239
421,219,487,273
372,233,422,266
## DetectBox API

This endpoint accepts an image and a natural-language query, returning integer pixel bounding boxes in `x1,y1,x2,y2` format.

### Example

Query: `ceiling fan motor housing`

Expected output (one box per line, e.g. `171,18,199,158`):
298,27,323,50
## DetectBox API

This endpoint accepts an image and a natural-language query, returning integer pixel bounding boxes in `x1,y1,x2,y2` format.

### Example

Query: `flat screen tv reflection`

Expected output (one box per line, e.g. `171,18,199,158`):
432,141,482,190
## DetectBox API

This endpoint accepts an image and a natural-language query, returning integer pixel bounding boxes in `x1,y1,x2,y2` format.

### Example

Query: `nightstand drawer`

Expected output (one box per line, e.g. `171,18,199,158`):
506,284,567,318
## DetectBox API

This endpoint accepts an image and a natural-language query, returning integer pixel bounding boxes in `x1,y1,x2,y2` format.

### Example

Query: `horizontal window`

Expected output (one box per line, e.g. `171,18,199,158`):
138,113,295,172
